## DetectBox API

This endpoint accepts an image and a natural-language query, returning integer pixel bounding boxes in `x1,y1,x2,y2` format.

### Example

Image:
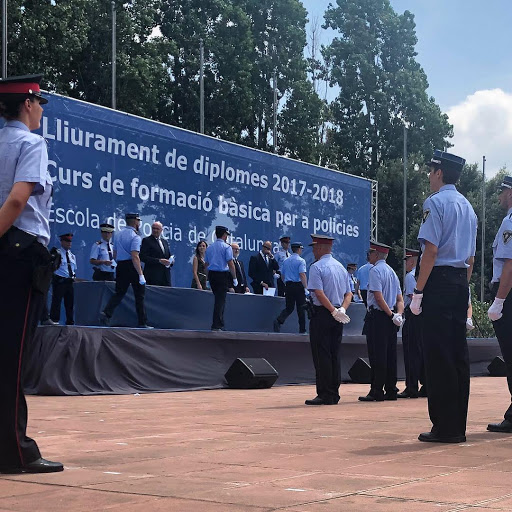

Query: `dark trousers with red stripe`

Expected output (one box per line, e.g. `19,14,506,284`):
0,240,44,467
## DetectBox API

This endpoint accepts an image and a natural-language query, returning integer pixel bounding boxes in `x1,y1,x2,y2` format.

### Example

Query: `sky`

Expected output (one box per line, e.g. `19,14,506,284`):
301,0,512,177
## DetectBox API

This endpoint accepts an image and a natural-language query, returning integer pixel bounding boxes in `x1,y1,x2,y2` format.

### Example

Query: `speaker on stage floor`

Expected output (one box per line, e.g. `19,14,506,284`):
348,357,371,384
488,356,507,377
224,358,279,389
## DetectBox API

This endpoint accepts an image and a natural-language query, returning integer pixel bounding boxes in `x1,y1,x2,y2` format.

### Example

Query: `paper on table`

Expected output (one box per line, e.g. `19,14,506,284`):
263,287,276,296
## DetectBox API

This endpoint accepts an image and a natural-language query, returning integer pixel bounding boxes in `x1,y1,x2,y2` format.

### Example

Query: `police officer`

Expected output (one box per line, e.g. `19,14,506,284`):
359,242,404,402
398,248,426,399
487,176,512,433
90,223,116,281
273,242,309,334
305,234,352,405
50,233,77,325
0,74,63,472
205,226,237,331
275,235,291,296
100,213,151,328
347,263,362,302
411,150,477,443
356,252,372,306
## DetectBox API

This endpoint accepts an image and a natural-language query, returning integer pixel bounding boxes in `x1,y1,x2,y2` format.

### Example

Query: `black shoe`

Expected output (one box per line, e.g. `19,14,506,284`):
273,319,281,333
41,319,58,326
305,396,325,405
487,419,512,433
418,386,428,397
0,458,64,474
358,393,384,402
137,324,154,329
384,393,397,401
418,432,466,443
299,330,307,335
99,312,110,326
397,390,419,399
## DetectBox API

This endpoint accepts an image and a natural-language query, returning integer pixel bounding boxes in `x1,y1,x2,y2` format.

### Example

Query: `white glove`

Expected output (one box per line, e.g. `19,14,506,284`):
392,313,403,327
304,289,310,296
206,280,210,289
410,293,423,315
332,307,350,324
139,275,146,285
488,298,505,322
232,278,238,287
466,317,475,330
169,255,175,265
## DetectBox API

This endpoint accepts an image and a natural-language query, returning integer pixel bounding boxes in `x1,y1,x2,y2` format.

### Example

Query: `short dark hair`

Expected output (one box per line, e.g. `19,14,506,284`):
292,246,301,253
215,226,226,238
441,167,459,185
0,95,31,120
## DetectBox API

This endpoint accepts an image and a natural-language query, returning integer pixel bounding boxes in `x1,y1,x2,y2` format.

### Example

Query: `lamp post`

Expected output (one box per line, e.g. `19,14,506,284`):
402,122,409,285
199,38,204,134
111,1,116,109
2,0,7,78
480,156,486,302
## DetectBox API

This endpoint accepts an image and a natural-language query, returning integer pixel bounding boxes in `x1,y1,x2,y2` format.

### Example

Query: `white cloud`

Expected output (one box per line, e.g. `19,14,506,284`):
447,89,512,178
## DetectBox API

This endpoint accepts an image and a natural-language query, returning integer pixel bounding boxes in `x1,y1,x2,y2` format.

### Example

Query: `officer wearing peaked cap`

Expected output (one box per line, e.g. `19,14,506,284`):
205,226,238,330
487,176,512,433
305,234,353,405
0,74,64,472
90,223,116,281
275,235,291,297
101,213,151,328
412,150,477,443
359,241,404,402
273,242,308,334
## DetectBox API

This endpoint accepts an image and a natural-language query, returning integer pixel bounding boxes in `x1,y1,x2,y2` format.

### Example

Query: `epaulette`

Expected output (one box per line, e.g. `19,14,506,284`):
426,191,439,200
96,241,102,245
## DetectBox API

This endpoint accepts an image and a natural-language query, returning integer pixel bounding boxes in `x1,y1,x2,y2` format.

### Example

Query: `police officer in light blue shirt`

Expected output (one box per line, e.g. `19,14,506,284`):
205,226,237,330
356,254,372,306
487,176,512,433
0,74,64,473
412,150,477,444
273,242,309,334
359,241,404,402
275,235,291,296
101,213,150,328
90,223,116,281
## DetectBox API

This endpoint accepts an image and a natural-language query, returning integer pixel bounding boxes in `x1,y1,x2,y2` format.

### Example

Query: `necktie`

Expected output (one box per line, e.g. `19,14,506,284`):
158,238,165,254
107,242,113,268
66,250,73,278
285,251,289,258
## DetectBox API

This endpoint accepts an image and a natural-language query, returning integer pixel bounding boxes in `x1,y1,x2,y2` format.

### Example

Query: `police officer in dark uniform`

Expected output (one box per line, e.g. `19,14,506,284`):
273,242,309,334
100,213,151,328
90,223,116,281
359,241,404,402
205,226,237,331
0,74,63,472
411,150,477,443
487,176,512,433
305,234,352,405
398,248,426,399
50,233,77,325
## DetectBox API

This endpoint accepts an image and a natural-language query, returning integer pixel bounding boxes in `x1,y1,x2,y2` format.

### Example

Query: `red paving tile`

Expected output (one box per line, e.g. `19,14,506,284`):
2,378,512,511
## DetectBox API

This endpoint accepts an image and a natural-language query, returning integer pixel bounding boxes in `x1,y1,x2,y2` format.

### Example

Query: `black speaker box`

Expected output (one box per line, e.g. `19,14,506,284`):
225,358,278,389
488,356,507,377
348,357,372,384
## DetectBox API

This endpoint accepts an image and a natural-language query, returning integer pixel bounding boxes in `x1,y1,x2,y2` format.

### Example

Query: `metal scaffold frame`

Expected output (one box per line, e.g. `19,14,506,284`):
371,180,378,242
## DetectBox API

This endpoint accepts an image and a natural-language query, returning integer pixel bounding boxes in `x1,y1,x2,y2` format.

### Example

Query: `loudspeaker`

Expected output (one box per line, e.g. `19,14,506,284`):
224,358,278,389
348,357,372,384
488,356,508,377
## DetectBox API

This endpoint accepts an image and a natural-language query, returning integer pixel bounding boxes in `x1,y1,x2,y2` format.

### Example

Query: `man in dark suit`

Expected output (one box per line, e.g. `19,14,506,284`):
229,243,250,293
248,241,279,294
140,221,174,286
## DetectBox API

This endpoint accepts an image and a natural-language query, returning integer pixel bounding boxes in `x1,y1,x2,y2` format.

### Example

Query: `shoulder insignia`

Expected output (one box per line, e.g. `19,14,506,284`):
96,241,102,245
422,209,431,223
426,191,439,199
503,230,512,245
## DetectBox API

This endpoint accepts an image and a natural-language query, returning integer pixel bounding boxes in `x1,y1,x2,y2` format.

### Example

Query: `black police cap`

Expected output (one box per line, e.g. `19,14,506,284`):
215,225,230,236
426,149,465,175
125,213,141,221
291,242,303,249
498,176,512,192
100,223,115,232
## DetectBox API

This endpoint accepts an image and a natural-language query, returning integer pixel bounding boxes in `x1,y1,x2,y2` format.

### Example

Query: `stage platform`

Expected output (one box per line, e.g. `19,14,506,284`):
4,379,512,512
27,325,500,396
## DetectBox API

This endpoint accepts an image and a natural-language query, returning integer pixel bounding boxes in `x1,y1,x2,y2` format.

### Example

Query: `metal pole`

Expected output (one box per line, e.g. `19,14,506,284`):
2,0,7,78
199,38,204,134
403,124,408,285
480,156,486,302
111,1,116,109
273,68,277,153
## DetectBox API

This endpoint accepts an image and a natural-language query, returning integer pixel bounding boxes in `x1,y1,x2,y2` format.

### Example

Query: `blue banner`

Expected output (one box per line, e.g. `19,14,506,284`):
38,93,372,287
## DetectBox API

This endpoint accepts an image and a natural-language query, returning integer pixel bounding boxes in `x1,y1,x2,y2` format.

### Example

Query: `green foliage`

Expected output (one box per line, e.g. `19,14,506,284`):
469,284,495,338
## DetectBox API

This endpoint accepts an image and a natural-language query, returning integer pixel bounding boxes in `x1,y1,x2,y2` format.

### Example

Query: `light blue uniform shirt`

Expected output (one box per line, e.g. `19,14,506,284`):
54,247,77,278
492,207,512,282
275,248,290,270
367,260,402,310
281,253,306,282
356,262,372,291
0,120,52,246
404,268,417,308
114,226,141,261
307,254,351,307
205,238,233,271
90,239,117,272
418,184,477,268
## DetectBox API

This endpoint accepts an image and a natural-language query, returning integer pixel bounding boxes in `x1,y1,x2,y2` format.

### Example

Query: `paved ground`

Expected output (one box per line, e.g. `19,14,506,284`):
2,378,512,511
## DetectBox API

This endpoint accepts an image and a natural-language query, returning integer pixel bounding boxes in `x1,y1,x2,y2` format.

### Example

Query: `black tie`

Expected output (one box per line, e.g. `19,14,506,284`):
107,242,113,268
66,250,73,278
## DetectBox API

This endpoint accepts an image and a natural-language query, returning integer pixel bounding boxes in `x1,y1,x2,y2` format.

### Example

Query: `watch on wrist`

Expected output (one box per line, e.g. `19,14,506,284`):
414,288,423,294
